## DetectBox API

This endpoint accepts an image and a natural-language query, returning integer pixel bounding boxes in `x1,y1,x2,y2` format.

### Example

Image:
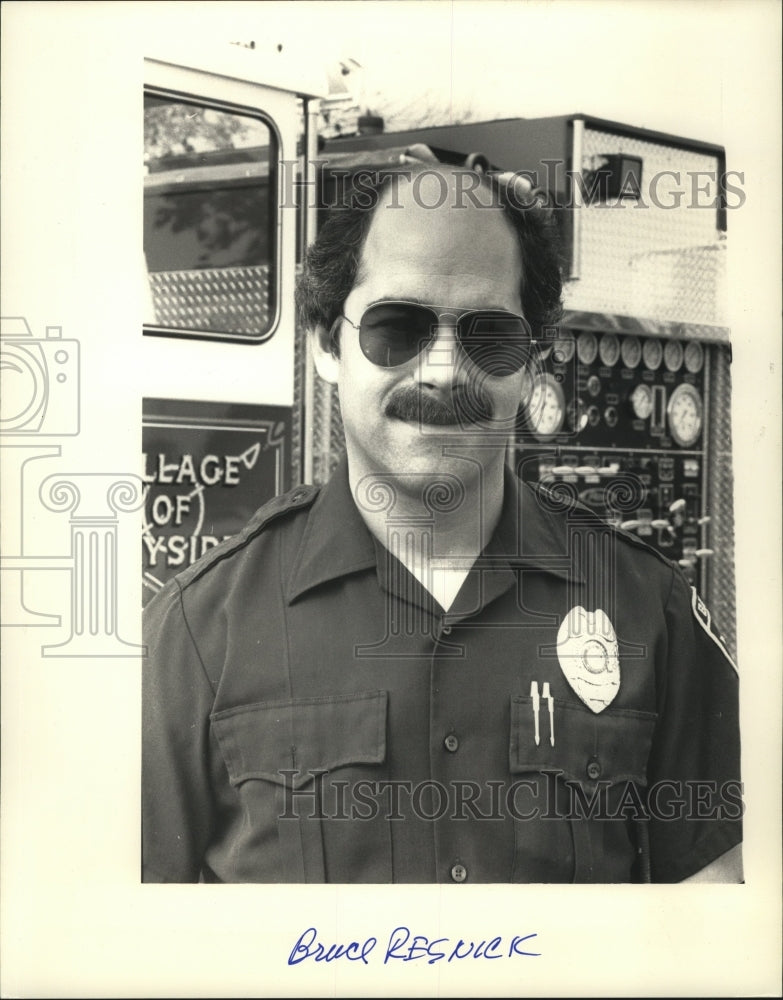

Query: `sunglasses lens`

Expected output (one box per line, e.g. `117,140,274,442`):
460,313,532,375
356,303,532,373
358,303,433,367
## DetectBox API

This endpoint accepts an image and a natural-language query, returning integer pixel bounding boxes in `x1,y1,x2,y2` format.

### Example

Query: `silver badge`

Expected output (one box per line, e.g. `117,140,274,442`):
556,606,620,713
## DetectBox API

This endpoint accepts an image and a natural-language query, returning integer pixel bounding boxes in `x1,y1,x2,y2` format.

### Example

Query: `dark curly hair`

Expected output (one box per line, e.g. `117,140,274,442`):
296,164,564,352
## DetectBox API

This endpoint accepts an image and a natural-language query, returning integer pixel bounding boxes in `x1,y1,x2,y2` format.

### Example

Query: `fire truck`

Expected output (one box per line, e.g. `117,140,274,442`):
140,42,738,653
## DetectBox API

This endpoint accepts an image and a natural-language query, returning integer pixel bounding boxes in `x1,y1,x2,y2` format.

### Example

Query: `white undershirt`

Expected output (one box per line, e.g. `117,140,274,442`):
400,547,475,613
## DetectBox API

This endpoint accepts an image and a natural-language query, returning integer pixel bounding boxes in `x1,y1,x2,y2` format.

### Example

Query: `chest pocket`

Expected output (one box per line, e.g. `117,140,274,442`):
509,696,656,883
211,690,389,882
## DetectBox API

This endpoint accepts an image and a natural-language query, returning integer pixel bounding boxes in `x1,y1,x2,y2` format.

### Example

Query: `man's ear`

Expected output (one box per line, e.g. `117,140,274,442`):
309,324,339,385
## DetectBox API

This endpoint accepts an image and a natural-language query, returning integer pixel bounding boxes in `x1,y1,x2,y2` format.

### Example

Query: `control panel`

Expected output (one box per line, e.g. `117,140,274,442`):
515,328,712,586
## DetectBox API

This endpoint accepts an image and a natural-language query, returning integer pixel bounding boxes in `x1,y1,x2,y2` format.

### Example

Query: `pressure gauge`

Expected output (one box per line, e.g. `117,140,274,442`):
664,339,684,372
577,331,598,366
526,373,566,438
552,333,575,365
599,333,620,367
620,335,642,369
630,383,653,420
684,341,705,374
667,383,703,447
642,338,663,371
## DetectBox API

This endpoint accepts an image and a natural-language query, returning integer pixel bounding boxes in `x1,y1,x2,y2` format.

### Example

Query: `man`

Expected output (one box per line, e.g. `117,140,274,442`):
142,165,742,883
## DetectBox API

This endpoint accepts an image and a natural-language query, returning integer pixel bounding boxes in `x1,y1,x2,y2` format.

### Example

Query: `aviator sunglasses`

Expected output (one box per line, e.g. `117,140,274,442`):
335,300,534,376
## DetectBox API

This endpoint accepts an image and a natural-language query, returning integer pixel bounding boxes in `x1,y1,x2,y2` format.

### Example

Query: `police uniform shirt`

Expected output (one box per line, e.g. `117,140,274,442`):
142,458,742,883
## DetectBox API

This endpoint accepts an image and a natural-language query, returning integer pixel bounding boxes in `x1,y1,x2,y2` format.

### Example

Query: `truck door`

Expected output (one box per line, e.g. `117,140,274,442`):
141,44,319,603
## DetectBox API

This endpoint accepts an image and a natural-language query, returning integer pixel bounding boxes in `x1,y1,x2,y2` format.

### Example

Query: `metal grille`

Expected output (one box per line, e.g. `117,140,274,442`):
566,128,726,325
292,318,304,488
148,265,271,336
705,343,737,658
311,376,345,486
295,303,346,488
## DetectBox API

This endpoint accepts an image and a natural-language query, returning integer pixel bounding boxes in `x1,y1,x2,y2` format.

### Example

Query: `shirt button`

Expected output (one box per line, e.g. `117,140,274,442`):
442,625,452,636
444,734,459,752
586,757,602,780
450,863,467,883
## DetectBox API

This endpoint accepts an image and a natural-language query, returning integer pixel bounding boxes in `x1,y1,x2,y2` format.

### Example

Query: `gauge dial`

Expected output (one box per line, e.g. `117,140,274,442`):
684,341,704,374
586,374,601,397
630,383,653,420
551,333,575,365
567,397,588,433
526,373,566,438
576,331,598,366
642,338,663,371
599,333,620,367
620,335,642,369
667,383,703,447
664,339,684,372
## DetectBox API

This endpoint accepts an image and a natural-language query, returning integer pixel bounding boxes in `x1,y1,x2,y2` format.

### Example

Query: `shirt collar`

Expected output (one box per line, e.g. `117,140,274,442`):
286,455,583,605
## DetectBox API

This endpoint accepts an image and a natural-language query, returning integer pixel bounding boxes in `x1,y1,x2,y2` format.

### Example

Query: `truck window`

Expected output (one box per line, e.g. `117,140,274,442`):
143,90,278,341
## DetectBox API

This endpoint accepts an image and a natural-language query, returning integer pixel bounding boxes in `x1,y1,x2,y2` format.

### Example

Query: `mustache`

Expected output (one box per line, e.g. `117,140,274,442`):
384,384,495,425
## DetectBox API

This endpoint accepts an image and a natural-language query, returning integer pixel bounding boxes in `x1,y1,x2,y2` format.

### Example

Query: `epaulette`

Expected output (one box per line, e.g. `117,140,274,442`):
173,482,321,591
529,480,680,573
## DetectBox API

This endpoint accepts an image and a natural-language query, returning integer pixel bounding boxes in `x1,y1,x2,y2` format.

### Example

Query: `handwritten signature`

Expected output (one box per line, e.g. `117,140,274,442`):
288,925,540,966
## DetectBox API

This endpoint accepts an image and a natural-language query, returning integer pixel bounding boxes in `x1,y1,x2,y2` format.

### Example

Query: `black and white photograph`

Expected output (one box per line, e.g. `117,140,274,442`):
1,0,781,995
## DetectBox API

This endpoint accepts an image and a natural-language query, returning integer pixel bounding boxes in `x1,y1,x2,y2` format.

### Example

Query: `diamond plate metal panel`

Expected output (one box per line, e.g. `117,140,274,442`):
148,264,271,336
565,128,726,326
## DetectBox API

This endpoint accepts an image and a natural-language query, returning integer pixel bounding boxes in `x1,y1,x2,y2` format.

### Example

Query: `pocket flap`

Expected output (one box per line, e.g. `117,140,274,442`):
211,690,387,789
510,696,656,786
